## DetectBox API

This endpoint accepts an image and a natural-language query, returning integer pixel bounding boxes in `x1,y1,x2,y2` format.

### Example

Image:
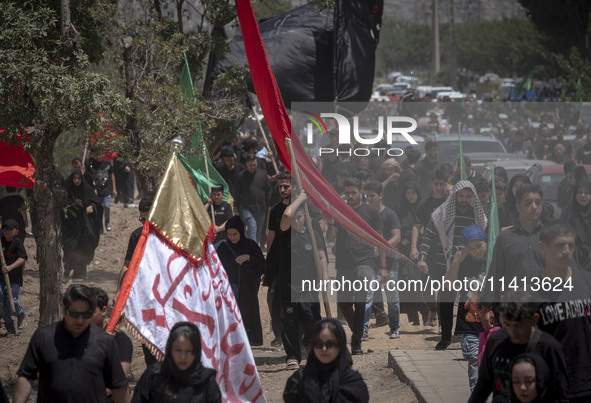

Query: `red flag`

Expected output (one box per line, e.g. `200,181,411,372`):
235,0,407,259
0,129,35,188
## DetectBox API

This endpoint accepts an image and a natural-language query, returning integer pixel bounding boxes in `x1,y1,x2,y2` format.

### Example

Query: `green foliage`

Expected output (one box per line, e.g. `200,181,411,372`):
0,1,127,141
375,17,559,81
557,47,591,101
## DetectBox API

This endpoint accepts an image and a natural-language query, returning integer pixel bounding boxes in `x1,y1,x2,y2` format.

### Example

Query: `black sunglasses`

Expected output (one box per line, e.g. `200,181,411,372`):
313,340,339,350
68,309,93,319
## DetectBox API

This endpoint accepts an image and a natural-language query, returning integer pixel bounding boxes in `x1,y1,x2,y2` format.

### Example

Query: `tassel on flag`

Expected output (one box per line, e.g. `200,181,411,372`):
107,153,265,403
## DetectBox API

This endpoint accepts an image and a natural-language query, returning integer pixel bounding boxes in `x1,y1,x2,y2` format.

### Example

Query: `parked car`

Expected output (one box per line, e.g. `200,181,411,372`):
420,133,507,165
456,152,524,175
483,160,558,183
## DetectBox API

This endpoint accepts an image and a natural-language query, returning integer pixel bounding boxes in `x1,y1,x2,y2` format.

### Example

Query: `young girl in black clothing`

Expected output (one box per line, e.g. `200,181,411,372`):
132,322,221,403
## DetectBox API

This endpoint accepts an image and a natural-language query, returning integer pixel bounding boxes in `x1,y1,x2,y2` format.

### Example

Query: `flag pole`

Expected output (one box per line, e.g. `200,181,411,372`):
252,105,279,174
286,138,332,318
198,123,216,224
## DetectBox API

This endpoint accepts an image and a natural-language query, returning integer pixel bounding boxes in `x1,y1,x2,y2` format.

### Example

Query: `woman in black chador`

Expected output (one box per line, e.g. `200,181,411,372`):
283,319,369,403
132,322,221,403
559,180,591,271
216,216,265,346
61,170,102,279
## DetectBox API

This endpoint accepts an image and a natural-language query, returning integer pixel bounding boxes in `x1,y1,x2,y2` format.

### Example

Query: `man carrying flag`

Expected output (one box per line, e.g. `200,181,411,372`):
107,152,265,403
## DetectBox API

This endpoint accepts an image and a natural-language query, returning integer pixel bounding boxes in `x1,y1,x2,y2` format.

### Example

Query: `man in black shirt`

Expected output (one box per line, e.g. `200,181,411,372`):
537,222,591,402
416,169,449,230
326,178,383,355
483,184,545,304
117,197,152,289
0,219,28,333
417,141,441,198
85,150,117,232
265,172,292,348
469,301,569,403
204,185,233,245
13,285,128,403
235,154,271,244
216,147,245,201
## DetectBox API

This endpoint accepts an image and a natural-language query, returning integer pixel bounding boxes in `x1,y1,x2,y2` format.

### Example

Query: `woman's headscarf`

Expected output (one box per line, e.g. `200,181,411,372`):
63,170,94,208
559,181,591,270
162,322,211,386
510,353,551,403
298,319,368,403
397,181,422,220
225,216,245,240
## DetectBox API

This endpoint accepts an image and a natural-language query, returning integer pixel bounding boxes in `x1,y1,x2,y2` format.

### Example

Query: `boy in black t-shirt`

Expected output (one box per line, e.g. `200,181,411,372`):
0,219,28,334
445,224,487,391
204,185,233,245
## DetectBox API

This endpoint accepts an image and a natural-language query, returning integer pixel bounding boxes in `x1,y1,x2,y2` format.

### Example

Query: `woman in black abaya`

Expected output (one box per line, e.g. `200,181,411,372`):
499,173,531,228
216,216,264,346
132,322,221,403
283,318,369,403
61,170,102,279
559,180,591,271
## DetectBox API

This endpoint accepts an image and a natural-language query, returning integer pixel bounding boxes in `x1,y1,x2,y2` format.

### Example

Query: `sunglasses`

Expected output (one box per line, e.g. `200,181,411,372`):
68,309,93,319
313,340,339,350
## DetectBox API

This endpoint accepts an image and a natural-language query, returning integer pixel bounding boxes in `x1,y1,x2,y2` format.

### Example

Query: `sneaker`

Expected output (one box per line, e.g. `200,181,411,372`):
428,312,438,327
106,223,112,232
374,312,389,328
435,339,451,351
351,344,363,355
361,331,369,342
389,329,400,339
286,358,300,370
17,312,27,330
271,337,282,347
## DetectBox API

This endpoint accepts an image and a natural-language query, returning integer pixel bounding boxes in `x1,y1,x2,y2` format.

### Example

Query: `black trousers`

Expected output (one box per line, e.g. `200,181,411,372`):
280,293,321,362
337,265,374,347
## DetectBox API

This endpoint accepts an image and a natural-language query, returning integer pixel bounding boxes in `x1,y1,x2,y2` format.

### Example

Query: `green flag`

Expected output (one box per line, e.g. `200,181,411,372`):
179,52,230,203
485,167,500,276
458,122,467,180
514,71,533,98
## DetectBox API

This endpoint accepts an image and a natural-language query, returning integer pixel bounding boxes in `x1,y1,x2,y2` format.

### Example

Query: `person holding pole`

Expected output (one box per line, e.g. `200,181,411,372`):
0,219,28,334
278,191,325,370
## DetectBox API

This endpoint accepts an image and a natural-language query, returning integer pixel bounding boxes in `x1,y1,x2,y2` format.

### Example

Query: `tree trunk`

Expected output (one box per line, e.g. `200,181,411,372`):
449,0,457,89
32,124,65,326
432,0,440,73
176,0,185,34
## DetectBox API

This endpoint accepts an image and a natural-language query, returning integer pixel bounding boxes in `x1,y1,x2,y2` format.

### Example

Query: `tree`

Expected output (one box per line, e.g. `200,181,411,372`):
0,1,126,324
92,0,248,196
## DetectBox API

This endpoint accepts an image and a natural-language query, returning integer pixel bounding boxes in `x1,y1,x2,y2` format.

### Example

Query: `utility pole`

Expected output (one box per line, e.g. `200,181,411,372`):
433,0,440,73
449,0,457,88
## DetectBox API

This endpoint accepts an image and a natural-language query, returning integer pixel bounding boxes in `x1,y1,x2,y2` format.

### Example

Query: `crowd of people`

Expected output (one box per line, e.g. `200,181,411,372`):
0,96,591,401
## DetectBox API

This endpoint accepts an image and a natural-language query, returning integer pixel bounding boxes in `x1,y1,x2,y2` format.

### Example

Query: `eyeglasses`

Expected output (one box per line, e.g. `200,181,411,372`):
576,191,591,197
68,309,93,319
313,340,339,350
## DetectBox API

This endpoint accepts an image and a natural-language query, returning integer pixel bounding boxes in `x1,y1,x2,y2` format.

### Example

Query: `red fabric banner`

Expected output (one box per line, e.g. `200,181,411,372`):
0,129,35,188
235,0,402,256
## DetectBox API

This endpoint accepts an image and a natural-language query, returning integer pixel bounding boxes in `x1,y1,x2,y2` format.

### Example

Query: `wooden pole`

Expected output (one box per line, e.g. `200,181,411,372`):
203,145,215,224
81,139,89,173
252,106,279,173
0,249,16,314
286,138,332,318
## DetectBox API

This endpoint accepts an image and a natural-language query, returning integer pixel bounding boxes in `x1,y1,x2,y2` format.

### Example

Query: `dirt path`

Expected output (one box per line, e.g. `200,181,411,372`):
0,202,458,401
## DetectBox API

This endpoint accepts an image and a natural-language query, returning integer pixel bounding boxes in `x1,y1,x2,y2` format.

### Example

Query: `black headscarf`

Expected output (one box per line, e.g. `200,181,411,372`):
162,322,211,386
64,170,95,208
397,181,422,220
559,181,591,270
297,319,369,403
224,216,246,248
510,353,551,403
503,173,532,227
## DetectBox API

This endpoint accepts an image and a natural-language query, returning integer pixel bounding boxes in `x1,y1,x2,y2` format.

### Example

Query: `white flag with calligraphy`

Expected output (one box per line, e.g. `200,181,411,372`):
113,223,265,402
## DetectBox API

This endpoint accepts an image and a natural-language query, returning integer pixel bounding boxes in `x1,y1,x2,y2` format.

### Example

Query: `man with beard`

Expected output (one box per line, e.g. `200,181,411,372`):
326,178,383,355
265,171,292,348
418,181,487,350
